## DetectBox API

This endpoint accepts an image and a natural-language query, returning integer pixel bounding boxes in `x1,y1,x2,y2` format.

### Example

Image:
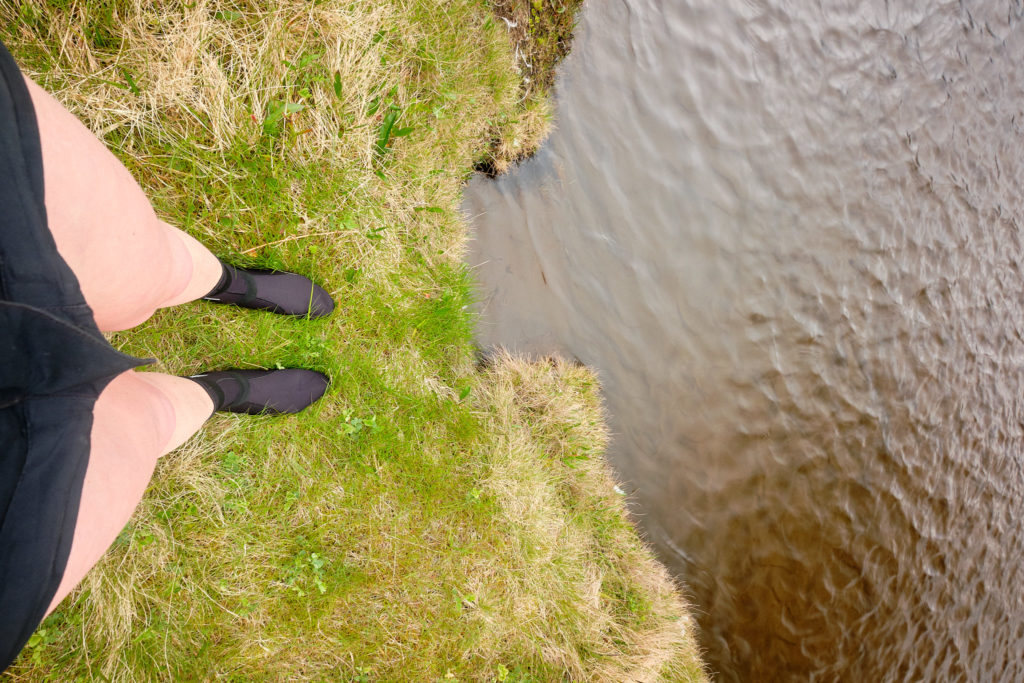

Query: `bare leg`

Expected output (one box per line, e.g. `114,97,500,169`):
46,371,214,614
24,76,223,331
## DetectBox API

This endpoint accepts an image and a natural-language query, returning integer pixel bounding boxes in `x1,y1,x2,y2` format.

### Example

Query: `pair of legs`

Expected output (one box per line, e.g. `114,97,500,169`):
24,77,222,613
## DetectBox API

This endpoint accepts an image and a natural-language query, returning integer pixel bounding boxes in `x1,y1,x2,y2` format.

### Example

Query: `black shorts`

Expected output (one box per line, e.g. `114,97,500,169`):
0,42,148,670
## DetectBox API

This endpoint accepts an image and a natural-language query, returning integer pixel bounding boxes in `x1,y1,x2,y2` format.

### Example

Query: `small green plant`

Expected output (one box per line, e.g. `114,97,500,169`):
280,549,328,597
367,85,413,161
220,449,243,474
222,496,248,515
24,627,56,665
262,100,307,137
338,409,380,437
374,105,414,158
259,50,330,142
134,528,156,547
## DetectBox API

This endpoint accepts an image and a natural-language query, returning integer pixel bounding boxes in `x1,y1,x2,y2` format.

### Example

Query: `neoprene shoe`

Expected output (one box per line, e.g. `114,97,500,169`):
187,368,330,415
202,262,335,318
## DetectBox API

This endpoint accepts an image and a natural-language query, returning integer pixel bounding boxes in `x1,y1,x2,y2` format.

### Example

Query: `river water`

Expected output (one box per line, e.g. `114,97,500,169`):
463,0,1024,679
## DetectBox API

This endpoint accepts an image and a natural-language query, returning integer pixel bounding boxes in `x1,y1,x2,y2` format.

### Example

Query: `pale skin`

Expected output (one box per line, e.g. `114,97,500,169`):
22,77,223,613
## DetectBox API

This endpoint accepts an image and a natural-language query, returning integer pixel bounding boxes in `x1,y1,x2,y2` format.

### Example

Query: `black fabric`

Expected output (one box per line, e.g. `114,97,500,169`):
0,42,149,671
188,368,330,415
204,261,229,296
202,262,335,318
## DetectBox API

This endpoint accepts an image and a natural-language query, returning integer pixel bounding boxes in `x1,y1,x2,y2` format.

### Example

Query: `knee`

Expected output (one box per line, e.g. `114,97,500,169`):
84,216,191,332
94,305,158,332
93,370,177,458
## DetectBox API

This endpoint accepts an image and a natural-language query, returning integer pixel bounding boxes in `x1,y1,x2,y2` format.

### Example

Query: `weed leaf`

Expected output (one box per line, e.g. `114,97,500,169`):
374,107,400,156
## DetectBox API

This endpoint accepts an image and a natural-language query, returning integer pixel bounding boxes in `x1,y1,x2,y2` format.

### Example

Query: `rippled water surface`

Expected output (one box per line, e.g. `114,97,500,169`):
464,0,1024,679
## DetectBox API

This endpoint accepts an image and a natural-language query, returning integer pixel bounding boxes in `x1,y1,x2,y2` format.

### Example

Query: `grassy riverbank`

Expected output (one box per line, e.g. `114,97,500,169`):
2,1,705,680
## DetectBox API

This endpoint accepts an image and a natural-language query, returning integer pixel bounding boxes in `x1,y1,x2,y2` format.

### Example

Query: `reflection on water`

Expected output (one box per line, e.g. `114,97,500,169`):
464,0,1024,679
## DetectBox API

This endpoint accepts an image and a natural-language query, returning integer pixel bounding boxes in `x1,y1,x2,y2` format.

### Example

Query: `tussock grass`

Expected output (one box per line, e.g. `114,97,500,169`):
475,0,581,175
2,0,705,680
472,354,704,681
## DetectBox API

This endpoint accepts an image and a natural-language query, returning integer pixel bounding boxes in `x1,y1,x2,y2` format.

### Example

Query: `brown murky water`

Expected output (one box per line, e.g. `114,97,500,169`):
464,1,1024,679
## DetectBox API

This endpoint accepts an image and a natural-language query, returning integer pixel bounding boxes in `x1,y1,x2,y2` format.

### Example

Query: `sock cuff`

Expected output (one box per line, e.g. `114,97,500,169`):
201,261,231,300
186,373,227,410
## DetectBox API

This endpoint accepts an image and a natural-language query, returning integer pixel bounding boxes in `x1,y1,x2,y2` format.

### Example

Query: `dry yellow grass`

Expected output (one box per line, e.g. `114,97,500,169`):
473,353,706,681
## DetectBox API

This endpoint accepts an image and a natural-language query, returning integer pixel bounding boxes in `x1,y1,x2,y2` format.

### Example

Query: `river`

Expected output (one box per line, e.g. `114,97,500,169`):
464,0,1024,679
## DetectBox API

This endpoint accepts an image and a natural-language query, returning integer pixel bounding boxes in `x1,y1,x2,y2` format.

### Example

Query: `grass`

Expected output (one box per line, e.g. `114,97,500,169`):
475,0,583,175
1,0,705,680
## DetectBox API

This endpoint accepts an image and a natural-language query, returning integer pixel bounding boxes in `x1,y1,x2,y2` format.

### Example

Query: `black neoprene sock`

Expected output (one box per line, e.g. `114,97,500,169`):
206,262,230,295
202,261,335,318
187,369,330,415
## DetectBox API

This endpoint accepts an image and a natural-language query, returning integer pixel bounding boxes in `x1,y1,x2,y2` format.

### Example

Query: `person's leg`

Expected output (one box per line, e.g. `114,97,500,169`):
45,370,214,614
24,76,223,331
22,73,334,615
